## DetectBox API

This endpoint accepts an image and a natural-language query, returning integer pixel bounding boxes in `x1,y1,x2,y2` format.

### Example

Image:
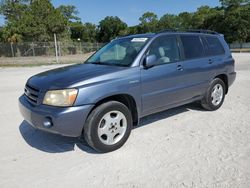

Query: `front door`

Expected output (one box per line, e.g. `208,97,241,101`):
141,35,186,115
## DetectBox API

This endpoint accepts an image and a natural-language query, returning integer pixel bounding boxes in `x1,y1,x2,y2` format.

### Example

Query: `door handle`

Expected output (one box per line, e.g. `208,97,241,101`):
177,65,183,71
208,59,214,64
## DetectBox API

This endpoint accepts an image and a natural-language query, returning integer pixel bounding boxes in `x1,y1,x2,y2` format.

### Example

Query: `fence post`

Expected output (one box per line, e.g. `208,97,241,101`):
58,41,61,56
54,33,59,63
77,38,82,54
10,42,14,58
32,42,35,56
80,42,82,54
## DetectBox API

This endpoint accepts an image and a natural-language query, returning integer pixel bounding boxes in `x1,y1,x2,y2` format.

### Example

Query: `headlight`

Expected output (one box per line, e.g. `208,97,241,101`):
43,89,78,107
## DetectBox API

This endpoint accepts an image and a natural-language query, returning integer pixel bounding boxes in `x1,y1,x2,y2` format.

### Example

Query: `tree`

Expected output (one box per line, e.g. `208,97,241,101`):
0,0,28,41
220,0,249,7
21,0,67,41
222,4,250,43
97,16,127,42
201,7,224,32
69,22,97,42
178,12,194,29
138,12,158,33
82,22,97,42
192,6,220,29
57,5,80,22
0,0,68,42
0,0,28,22
0,27,3,42
127,26,140,35
1,0,250,43
69,21,84,40
158,14,180,30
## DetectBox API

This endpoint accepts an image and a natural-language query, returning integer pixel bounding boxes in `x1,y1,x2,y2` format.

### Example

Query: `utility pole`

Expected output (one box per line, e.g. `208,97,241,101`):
54,33,59,63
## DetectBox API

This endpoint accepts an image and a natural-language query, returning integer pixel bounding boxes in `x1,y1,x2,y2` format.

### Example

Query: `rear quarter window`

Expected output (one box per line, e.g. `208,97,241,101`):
205,36,225,56
180,35,204,59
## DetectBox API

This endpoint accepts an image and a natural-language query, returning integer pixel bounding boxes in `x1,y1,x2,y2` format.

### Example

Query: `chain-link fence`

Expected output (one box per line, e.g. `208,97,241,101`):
0,41,105,57
2,41,248,57
0,41,249,65
229,43,250,53
0,41,105,65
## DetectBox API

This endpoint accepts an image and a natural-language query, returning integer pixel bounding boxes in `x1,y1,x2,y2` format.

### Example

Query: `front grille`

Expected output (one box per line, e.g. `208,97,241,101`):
24,84,40,104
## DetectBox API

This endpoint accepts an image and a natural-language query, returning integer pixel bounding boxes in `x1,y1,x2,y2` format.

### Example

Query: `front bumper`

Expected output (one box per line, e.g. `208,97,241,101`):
19,95,94,137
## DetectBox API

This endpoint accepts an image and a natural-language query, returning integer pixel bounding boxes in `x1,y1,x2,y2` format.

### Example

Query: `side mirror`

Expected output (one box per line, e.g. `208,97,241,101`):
144,55,156,68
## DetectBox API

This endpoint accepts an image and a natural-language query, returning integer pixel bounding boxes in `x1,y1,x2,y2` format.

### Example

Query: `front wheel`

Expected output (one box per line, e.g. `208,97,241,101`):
84,101,132,153
201,78,226,111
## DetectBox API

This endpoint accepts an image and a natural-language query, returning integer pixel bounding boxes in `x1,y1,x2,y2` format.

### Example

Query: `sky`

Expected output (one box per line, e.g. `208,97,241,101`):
0,0,220,26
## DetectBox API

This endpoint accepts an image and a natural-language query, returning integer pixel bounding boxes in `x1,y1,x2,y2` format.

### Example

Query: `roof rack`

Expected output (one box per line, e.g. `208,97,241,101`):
157,29,219,35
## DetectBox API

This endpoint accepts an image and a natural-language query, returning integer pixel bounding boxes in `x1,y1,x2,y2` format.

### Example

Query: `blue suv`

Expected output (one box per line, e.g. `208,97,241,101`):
19,30,236,152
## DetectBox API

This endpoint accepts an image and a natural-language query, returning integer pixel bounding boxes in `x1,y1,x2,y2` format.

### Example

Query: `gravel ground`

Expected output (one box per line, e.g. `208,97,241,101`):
0,53,249,188
0,53,93,65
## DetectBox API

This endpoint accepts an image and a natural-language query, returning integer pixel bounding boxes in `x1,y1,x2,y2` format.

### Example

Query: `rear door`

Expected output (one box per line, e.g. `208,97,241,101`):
177,34,213,97
201,35,226,73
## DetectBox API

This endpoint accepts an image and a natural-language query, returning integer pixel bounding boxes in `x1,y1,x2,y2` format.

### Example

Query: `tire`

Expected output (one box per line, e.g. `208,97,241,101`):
84,101,132,153
201,78,226,111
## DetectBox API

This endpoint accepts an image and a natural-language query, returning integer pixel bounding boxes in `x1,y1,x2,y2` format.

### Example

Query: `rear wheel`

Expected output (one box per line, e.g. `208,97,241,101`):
84,101,132,153
201,78,226,111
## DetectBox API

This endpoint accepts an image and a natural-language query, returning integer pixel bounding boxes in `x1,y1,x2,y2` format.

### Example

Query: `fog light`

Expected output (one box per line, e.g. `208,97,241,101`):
43,118,53,128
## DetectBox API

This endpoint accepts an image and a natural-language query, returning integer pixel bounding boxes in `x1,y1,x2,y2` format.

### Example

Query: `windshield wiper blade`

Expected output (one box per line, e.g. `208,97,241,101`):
91,62,114,66
90,61,128,67
91,61,102,64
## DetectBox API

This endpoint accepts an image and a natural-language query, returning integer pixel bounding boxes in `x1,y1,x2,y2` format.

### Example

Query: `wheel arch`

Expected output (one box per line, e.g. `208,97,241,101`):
85,94,139,129
214,74,228,94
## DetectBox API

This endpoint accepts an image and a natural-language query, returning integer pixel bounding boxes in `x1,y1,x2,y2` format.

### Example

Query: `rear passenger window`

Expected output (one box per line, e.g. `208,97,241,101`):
205,36,225,56
180,35,204,59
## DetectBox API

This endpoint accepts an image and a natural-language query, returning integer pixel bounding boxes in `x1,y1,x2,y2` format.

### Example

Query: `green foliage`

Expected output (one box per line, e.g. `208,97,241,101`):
138,12,158,33
157,4,250,43
57,5,80,22
0,0,67,42
0,0,250,43
21,0,67,41
178,12,195,29
97,16,127,42
222,4,250,43
127,26,140,35
82,23,97,42
0,27,3,42
158,14,180,30
192,6,222,29
0,0,28,22
69,21,97,42
220,0,250,7
201,7,225,32
69,21,84,40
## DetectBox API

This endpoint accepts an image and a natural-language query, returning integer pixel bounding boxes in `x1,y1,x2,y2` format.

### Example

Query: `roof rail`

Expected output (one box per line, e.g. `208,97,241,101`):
157,29,219,35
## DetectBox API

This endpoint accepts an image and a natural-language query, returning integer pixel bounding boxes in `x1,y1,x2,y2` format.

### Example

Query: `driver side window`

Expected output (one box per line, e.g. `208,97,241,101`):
147,36,180,65
100,44,126,62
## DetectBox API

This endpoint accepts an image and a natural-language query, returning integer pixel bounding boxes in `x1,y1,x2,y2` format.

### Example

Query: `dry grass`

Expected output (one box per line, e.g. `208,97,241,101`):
0,53,93,66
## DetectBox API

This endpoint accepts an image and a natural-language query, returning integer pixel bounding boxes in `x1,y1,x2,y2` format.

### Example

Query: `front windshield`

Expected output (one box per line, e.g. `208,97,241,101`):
86,37,149,67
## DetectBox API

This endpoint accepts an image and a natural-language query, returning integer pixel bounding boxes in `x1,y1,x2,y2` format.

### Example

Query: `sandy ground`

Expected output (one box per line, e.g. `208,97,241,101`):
0,53,249,188
0,53,93,65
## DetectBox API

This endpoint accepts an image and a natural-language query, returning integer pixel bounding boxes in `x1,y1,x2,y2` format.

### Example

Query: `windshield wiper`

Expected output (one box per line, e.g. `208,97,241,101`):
90,62,114,66
89,61,129,67
90,61,102,64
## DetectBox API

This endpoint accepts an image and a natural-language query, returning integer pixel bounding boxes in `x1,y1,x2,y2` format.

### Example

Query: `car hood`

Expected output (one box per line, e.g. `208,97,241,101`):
27,63,126,91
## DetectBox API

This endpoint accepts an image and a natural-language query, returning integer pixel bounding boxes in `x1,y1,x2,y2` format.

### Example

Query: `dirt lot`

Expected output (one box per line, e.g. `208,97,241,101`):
0,53,93,66
0,53,249,188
